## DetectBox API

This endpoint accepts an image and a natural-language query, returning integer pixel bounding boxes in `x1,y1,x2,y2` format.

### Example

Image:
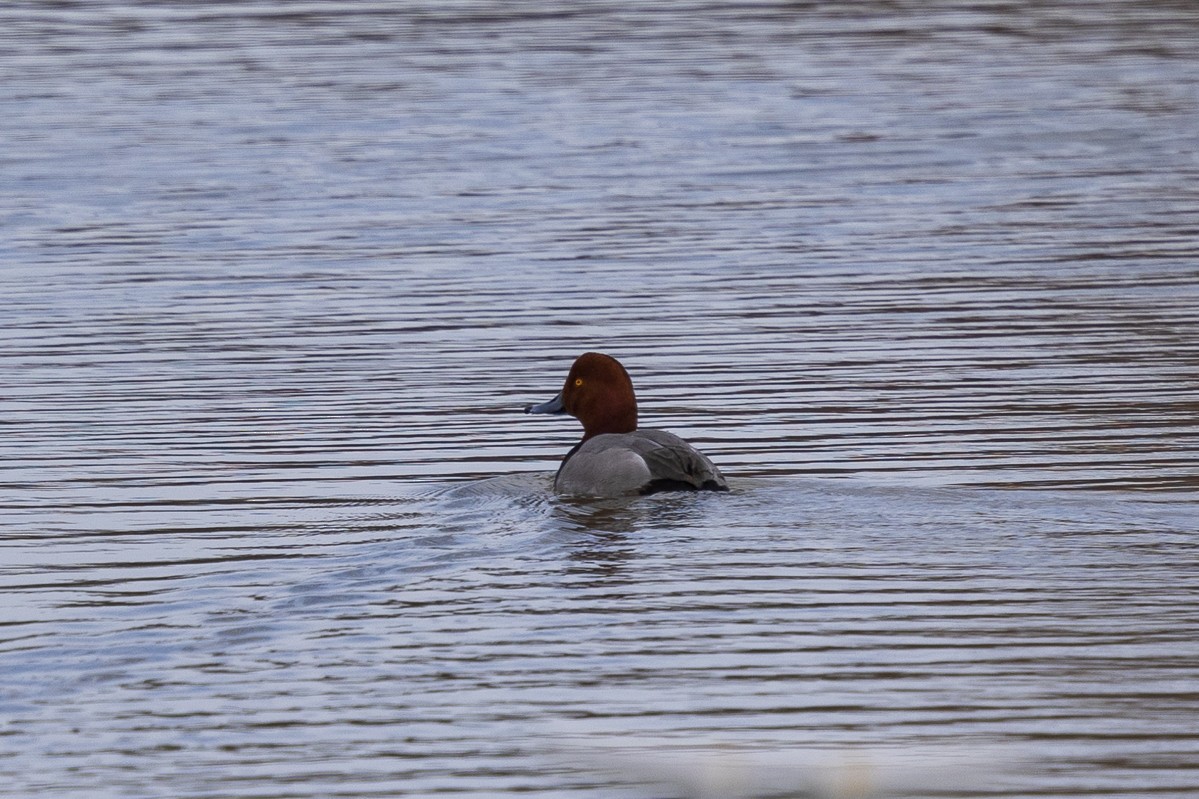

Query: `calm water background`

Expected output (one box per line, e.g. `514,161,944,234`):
2,2,1198,798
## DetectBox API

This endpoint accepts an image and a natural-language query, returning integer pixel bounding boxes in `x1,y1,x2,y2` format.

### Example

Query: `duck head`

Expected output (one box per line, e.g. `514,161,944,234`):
526,352,638,441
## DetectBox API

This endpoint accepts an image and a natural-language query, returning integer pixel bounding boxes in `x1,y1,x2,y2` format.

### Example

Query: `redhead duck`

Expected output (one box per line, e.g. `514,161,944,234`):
526,352,728,497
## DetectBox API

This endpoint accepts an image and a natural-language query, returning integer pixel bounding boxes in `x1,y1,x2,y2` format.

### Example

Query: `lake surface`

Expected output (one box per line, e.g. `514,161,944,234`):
2,2,1198,798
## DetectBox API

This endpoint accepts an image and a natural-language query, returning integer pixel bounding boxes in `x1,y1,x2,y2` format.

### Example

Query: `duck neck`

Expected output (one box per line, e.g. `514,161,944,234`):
581,404,637,441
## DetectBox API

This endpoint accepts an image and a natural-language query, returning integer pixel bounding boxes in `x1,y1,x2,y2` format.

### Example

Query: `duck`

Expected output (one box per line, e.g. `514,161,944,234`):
525,352,728,497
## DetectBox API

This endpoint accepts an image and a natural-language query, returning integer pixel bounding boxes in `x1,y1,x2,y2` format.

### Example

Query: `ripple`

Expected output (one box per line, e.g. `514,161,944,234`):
2,2,1198,797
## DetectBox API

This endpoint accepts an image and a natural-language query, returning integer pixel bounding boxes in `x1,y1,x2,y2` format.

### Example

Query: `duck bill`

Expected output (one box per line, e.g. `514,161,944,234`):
525,392,566,415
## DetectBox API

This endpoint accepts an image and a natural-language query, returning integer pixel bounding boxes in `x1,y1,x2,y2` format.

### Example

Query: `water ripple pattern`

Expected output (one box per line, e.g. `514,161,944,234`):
2,3,1197,798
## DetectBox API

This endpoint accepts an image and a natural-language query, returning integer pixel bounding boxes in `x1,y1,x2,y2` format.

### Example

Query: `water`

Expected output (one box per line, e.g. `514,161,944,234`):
2,2,1198,797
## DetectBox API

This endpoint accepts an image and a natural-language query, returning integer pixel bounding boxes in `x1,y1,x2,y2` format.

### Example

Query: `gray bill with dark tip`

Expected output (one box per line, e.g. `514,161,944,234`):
525,392,565,415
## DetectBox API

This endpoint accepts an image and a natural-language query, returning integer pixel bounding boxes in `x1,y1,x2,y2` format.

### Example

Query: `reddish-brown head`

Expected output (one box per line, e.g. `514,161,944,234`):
559,352,638,440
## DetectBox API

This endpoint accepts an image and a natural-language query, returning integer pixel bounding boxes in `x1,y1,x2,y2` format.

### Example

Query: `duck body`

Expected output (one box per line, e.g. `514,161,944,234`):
526,352,728,498
556,429,727,497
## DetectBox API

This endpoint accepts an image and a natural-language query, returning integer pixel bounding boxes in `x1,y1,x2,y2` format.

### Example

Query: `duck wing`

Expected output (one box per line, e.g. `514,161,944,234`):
631,429,728,494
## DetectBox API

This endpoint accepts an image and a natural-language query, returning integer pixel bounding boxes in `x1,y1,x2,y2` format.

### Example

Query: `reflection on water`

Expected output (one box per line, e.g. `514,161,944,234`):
2,2,1198,798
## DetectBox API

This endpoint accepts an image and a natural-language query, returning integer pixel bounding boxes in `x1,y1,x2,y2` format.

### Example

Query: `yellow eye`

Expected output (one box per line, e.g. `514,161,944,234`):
574,378,584,387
